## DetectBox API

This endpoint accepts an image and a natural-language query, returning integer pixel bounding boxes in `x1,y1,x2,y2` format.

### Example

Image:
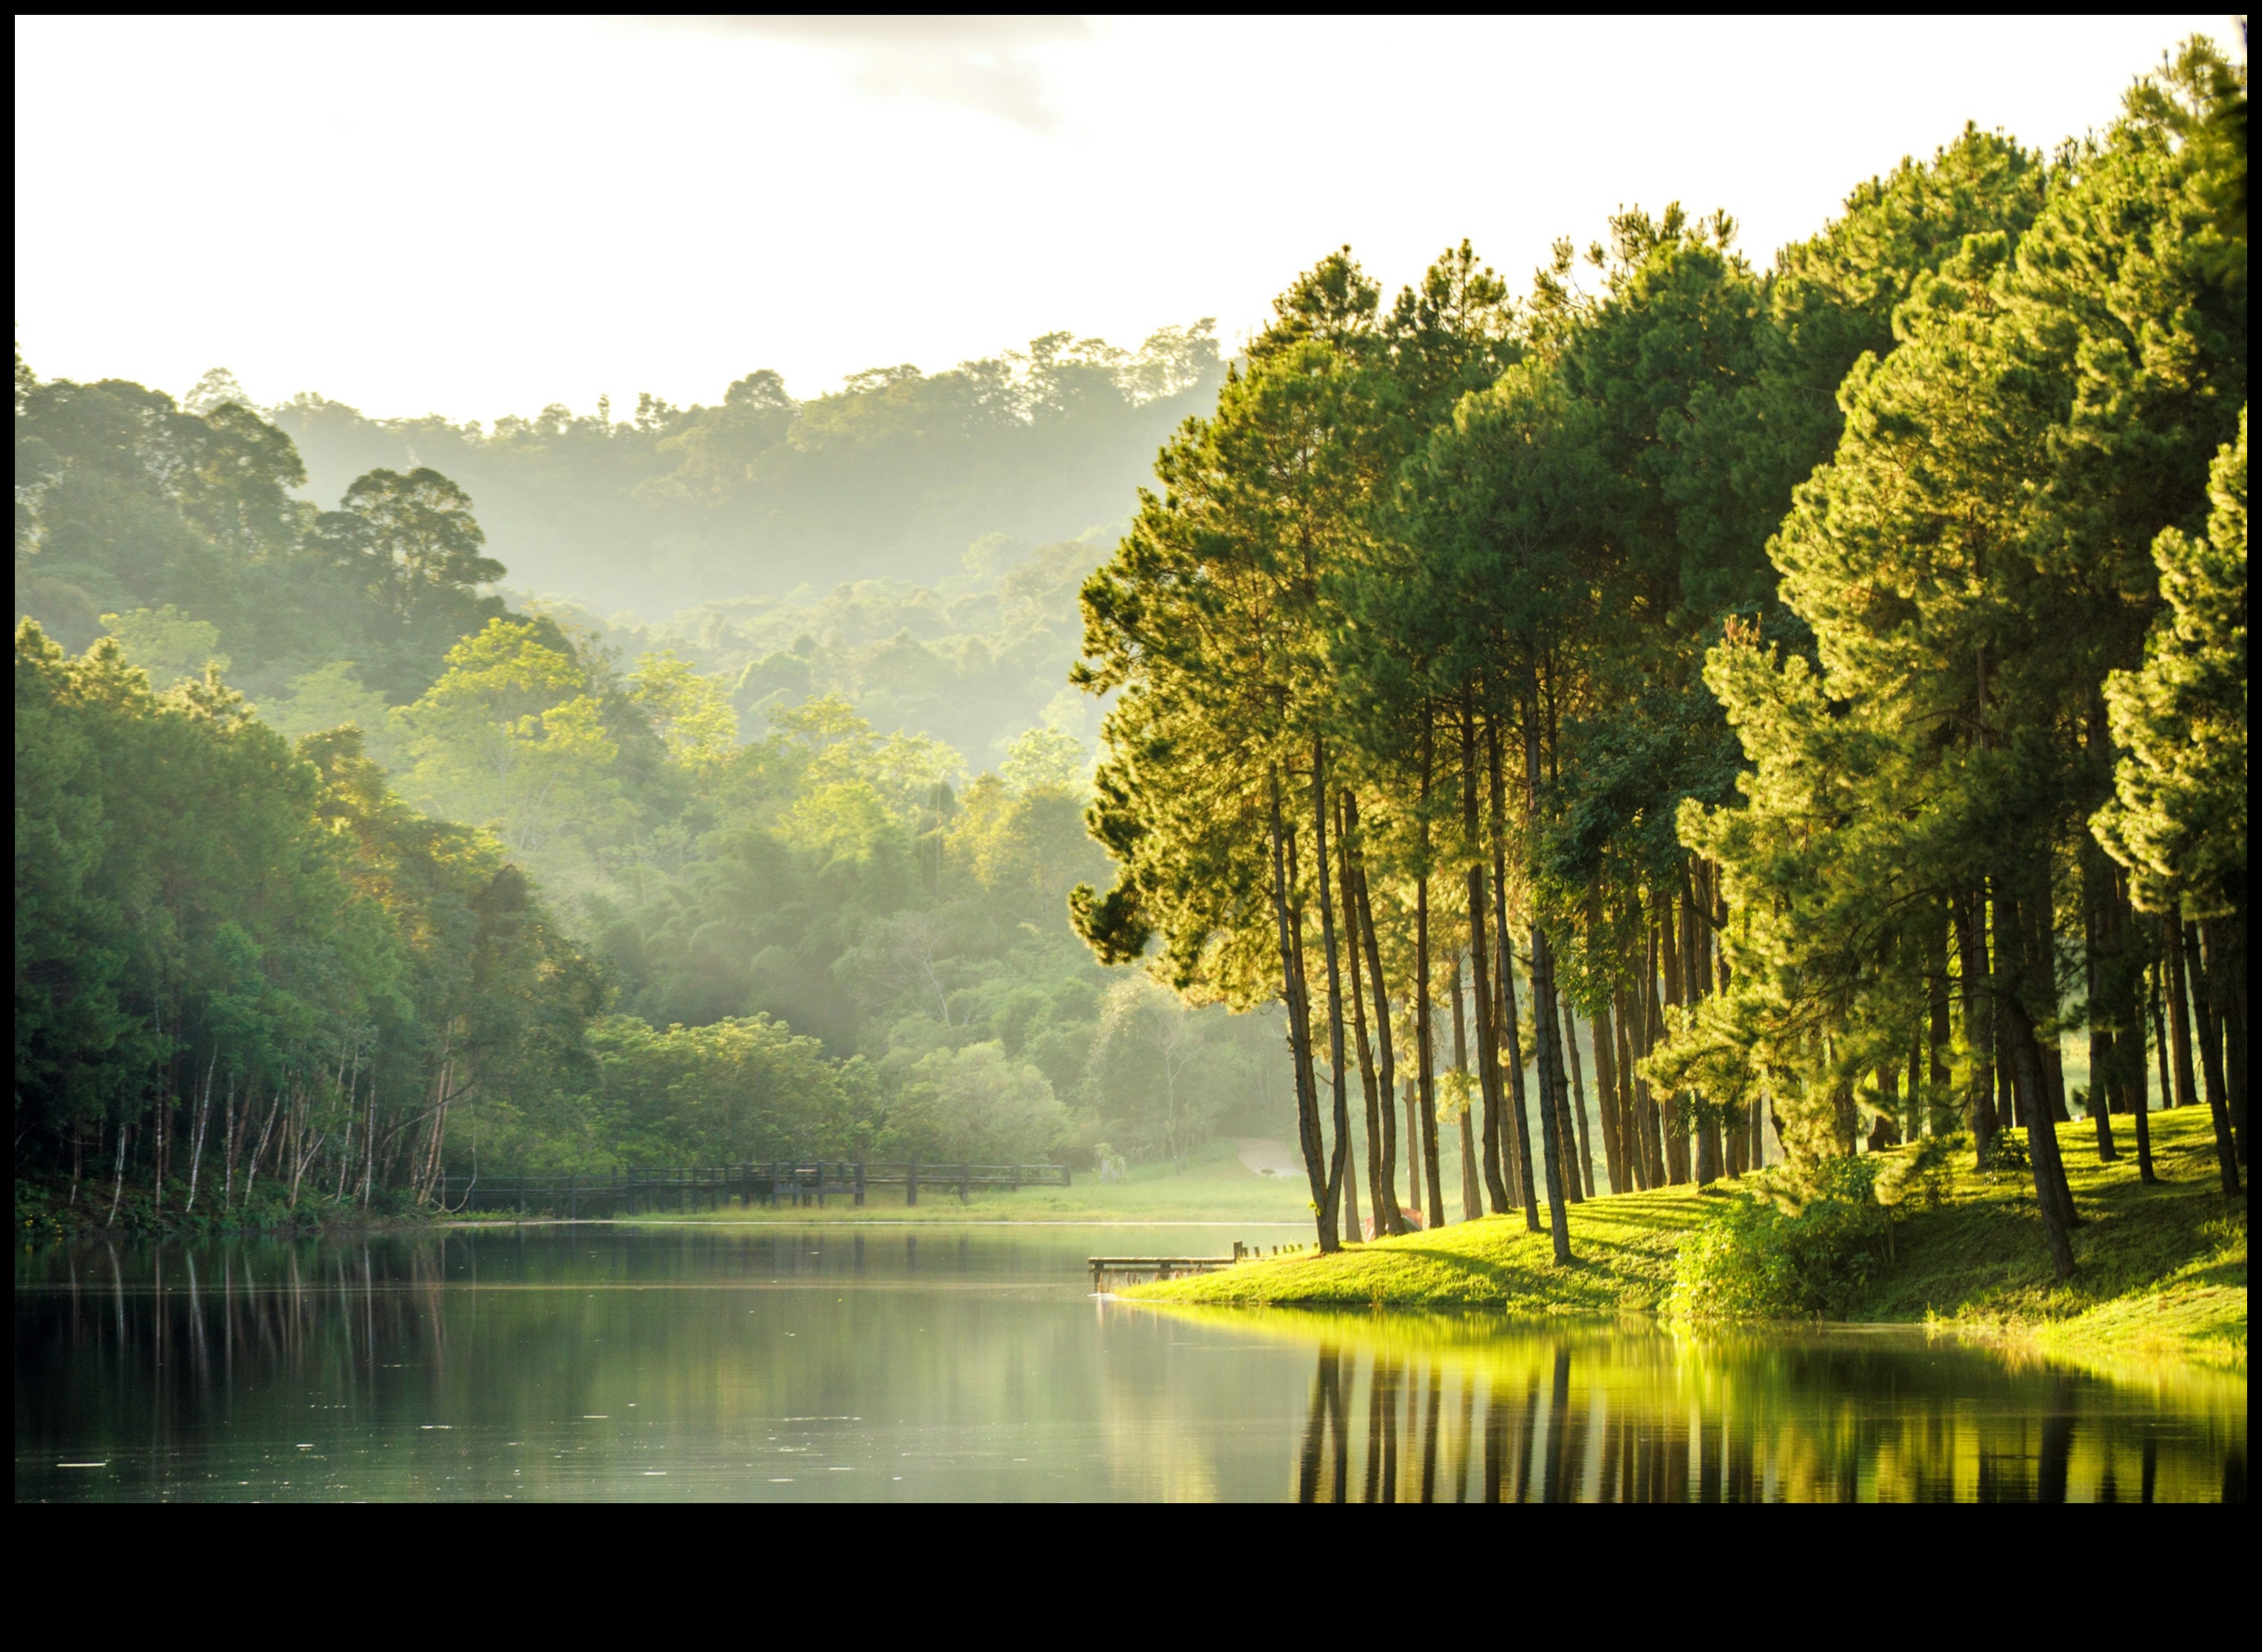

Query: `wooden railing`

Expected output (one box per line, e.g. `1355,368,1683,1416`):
437,1161,1070,1216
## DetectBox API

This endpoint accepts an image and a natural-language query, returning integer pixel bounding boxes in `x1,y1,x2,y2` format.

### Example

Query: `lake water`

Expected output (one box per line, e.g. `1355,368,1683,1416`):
16,1224,2245,1502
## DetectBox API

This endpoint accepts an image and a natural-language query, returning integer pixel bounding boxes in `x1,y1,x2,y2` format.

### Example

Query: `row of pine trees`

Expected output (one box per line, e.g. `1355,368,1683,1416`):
1069,39,2246,1275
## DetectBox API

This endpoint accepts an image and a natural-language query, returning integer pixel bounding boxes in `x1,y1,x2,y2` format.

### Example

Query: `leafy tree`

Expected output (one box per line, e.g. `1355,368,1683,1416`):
258,660,400,768
398,618,619,856
98,604,229,688
999,723,1087,794
882,1040,1066,1163
627,649,739,772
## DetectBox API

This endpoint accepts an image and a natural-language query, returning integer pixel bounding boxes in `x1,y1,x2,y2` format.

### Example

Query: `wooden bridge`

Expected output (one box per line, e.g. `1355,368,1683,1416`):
438,1161,1069,1217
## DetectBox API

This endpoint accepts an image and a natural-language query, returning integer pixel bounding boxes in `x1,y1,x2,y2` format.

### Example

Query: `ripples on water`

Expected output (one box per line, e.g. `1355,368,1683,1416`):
14,1226,2244,1502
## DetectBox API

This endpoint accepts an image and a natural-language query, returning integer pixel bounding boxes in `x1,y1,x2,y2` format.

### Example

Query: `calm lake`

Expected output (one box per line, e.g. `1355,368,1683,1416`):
16,1224,2246,1502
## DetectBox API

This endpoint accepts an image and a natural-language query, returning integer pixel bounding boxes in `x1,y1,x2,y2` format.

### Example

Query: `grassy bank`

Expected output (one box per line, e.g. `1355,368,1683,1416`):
1127,1107,2246,1370
609,1137,1319,1226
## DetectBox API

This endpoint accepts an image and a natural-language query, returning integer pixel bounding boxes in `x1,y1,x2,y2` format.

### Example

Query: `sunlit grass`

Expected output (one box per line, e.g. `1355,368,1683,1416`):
1130,1108,2246,1369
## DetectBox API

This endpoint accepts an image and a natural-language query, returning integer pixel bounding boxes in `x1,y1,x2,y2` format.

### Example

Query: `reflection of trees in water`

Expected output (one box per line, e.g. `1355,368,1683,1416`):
1286,1326,2243,1503
29,1238,458,1467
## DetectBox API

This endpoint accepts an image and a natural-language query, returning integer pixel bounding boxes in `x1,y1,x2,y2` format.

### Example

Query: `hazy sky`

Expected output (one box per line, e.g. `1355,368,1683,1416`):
14,14,2237,422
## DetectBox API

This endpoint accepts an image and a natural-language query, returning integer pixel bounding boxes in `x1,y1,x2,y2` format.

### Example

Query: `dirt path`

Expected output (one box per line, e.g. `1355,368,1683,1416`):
1234,1138,1300,1177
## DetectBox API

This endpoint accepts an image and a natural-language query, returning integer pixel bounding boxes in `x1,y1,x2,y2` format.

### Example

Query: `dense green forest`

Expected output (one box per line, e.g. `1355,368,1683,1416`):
14,37,2246,1263
13,328,1272,1226
1070,39,2246,1272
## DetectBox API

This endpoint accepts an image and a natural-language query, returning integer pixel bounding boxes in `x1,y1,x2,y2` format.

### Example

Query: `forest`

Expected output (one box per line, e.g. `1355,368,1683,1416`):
266,321,1225,615
13,324,1272,1227
1069,39,2246,1275
13,38,2246,1277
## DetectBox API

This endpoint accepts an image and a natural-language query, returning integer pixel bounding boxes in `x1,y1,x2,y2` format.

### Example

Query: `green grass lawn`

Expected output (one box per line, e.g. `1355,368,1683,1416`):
606,1136,1321,1225
1129,1107,2246,1370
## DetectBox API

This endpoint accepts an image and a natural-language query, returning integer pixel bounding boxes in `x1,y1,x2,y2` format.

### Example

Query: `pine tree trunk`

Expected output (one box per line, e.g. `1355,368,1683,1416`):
1341,804,1387,1237
2149,960,2176,1116
1906,1045,1924,1145
1487,718,1539,1229
1267,768,1334,1248
1614,984,1650,1190
1343,1113,1364,1241
1461,702,1510,1214
2164,915,2200,1112
1539,985,1584,1202
1955,886,1998,1165
1590,976,1627,1194
1450,951,1482,1222
1494,935,1525,1208
1521,686,1572,1264
1347,795,1409,1235
2106,874,2156,1182
1644,934,1670,1185
1928,905,1955,1136
2026,877,2072,1124
2000,990,2077,1281
1699,867,1729,1176
2200,918,2246,1161
1999,880,2078,1233
1656,894,1690,1183
1685,881,1722,1185
1414,726,1446,1229
2079,801,2121,1159
2185,920,2243,1194
1560,991,1596,1198
1310,736,1353,1251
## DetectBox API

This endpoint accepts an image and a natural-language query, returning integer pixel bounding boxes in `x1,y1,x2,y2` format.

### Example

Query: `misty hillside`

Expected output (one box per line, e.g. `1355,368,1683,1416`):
271,322,1224,618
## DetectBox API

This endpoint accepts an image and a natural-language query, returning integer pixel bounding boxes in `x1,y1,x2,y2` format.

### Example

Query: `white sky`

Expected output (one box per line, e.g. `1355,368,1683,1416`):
14,14,2239,423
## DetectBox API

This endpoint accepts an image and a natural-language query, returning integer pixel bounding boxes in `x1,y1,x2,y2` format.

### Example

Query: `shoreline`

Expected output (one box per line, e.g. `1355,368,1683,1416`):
442,1216,1310,1229
1124,1109,2246,1373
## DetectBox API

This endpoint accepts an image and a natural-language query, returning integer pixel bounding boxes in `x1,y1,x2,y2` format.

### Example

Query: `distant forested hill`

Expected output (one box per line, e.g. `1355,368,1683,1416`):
269,323,1224,616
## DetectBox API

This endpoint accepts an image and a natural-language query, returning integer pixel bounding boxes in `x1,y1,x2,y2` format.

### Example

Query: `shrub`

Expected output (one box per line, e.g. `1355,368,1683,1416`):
1670,1155,1888,1319
1981,1127,2031,1176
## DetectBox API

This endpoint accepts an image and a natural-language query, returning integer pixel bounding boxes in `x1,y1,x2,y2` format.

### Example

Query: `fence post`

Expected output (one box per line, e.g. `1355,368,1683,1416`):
568,1171,577,1222
908,1160,918,1207
959,1162,970,1203
855,1161,866,1208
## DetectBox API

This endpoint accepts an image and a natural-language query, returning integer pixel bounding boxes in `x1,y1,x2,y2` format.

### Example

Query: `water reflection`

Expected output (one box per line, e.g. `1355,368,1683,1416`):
1237,1310,2246,1503
15,1231,2245,1502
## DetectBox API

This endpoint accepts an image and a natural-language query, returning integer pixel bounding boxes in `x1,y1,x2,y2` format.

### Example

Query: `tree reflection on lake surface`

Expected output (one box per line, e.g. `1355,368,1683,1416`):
15,1227,2243,1502
1261,1310,2243,1503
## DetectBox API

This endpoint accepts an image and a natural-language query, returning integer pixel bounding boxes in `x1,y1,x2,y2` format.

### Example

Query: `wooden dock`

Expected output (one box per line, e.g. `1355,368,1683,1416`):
438,1161,1068,1217
1089,1243,1256,1290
